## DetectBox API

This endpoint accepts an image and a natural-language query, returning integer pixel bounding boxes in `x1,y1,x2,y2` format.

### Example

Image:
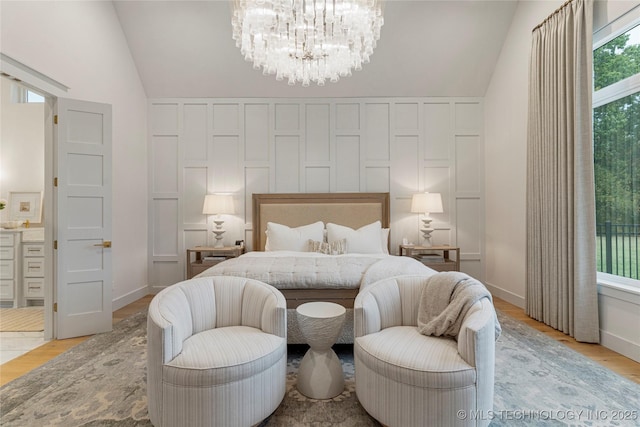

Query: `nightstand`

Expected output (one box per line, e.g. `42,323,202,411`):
186,246,245,279
399,244,460,272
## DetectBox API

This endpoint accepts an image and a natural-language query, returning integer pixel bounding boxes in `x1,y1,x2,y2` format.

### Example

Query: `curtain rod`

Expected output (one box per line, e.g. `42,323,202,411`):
532,0,575,32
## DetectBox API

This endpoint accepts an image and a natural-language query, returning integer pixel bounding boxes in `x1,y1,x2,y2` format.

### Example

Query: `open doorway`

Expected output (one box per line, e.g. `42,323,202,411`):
0,75,48,362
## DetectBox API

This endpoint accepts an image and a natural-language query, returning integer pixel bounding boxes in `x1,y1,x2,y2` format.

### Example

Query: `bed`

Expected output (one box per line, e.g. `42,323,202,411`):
198,192,435,343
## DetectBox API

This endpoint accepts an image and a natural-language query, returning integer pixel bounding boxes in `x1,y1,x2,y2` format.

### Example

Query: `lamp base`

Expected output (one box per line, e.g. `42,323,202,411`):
212,221,226,248
420,217,435,247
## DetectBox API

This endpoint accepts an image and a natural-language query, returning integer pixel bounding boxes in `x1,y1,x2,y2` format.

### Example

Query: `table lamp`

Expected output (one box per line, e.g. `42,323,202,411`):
410,192,443,246
202,194,235,248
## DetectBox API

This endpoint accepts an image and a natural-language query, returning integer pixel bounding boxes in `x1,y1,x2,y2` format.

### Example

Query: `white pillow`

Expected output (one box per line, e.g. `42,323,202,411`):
265,221,324,252
381,228,390,254
326,221,384,254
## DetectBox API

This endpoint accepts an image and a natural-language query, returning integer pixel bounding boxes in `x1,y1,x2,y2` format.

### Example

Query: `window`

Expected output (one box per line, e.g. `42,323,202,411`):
10,83,45,104
593,22,640,285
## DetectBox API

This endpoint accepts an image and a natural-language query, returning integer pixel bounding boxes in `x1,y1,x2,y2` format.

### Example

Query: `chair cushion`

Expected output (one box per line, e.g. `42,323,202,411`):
163,325,286,387
355,326,476,389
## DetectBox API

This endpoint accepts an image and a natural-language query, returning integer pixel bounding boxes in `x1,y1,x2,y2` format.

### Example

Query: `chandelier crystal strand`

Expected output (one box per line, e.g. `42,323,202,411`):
232,0,384,86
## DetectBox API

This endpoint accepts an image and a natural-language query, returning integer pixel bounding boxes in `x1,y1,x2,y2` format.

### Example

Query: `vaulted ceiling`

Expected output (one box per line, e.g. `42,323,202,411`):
113,0,518,98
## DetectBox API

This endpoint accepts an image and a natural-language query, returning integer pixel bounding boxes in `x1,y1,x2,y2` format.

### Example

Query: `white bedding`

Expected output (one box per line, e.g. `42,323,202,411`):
197,251,434,290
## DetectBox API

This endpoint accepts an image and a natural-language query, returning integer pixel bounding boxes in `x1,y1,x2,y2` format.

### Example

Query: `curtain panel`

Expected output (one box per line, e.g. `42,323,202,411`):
526,0,599,343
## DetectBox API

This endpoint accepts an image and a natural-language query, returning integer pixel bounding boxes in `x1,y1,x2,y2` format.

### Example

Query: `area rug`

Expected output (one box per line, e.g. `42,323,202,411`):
0,307,44,332
1,310,639,426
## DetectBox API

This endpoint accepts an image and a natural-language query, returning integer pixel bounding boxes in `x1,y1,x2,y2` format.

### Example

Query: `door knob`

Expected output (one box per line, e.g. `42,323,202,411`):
94,241,112,248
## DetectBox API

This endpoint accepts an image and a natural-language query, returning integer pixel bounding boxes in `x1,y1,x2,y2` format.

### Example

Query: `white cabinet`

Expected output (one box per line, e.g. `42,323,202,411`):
23,243,45,303
0,232,19,307
0,228,45,307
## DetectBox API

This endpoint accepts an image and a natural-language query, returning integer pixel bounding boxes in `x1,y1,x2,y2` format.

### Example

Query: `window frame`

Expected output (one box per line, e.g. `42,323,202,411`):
592,15,640,290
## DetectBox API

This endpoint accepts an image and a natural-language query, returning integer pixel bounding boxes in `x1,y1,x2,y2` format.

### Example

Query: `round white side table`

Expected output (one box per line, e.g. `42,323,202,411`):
295,301,346,399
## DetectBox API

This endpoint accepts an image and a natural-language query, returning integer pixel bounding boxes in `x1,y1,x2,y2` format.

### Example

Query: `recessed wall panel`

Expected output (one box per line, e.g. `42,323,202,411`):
424,166,451,223
336,103,359,130
305,167,330,192
275,136,299,192
152,261,183,287
456,136,481,193
306,104,330,162
365,104,390,161
424,103,450,160
395,103,419,130
183,167,207,224
184,104,208,161
392,136,419,193
213,136,240,191
152,136,179,193
153,199,178,256
365,167,389,192
336,136,360,192
461,260,482,279
455,102,482,131
245,104,269,162
213,104,239,131
245,167,270,223
275,104,299,130
457,198,481,254
184,230,208,251
150,103,178,135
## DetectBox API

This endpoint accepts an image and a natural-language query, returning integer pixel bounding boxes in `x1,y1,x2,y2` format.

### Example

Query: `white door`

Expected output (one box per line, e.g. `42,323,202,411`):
54,98,112,339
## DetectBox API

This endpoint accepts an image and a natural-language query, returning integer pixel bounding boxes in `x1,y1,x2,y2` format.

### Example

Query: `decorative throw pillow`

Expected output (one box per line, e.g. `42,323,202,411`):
307,238,347,255
326,221,383,254
265,221,324,252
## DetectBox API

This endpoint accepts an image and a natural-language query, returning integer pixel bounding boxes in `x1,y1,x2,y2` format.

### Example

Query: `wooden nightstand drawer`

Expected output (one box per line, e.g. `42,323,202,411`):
399,245,460,272
186,246,245,279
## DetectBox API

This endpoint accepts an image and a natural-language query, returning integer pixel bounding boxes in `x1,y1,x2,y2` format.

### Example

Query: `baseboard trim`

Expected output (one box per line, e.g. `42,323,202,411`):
112,286,150,312
149,285,166,295
600,330,640,363
484,282,525,308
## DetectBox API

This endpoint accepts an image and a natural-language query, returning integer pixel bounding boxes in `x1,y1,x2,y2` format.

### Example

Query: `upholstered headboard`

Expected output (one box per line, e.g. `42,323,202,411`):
252,193,390,251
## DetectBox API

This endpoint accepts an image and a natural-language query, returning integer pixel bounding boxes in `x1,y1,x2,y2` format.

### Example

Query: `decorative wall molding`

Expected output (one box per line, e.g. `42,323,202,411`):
148,97,484,290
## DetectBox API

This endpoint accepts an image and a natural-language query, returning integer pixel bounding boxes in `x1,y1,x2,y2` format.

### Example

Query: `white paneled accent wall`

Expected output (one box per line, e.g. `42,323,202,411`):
148,98,484,291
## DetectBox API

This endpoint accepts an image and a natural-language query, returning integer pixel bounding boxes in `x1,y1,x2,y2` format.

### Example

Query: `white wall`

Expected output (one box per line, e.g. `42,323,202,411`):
0,77,45,223
148,98,485,290
0,1,149,309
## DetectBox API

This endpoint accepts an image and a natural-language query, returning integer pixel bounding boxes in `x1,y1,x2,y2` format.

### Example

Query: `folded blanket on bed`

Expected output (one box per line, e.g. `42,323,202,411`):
417,271,501,340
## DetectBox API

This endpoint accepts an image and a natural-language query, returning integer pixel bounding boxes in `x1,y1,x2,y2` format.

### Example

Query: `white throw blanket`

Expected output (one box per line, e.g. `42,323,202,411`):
417,271,501,339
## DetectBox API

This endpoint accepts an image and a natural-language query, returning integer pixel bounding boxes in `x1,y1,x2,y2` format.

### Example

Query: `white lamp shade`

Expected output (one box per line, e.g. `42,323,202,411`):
202,194,235,215
410,192,443,214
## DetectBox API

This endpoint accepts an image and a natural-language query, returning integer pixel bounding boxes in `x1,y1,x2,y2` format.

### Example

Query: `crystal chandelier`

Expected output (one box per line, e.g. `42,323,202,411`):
231,0,384,86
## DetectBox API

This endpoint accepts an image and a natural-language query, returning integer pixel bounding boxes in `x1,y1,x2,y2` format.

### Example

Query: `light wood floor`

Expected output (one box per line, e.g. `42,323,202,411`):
0,295,154,387
1,295,638,387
